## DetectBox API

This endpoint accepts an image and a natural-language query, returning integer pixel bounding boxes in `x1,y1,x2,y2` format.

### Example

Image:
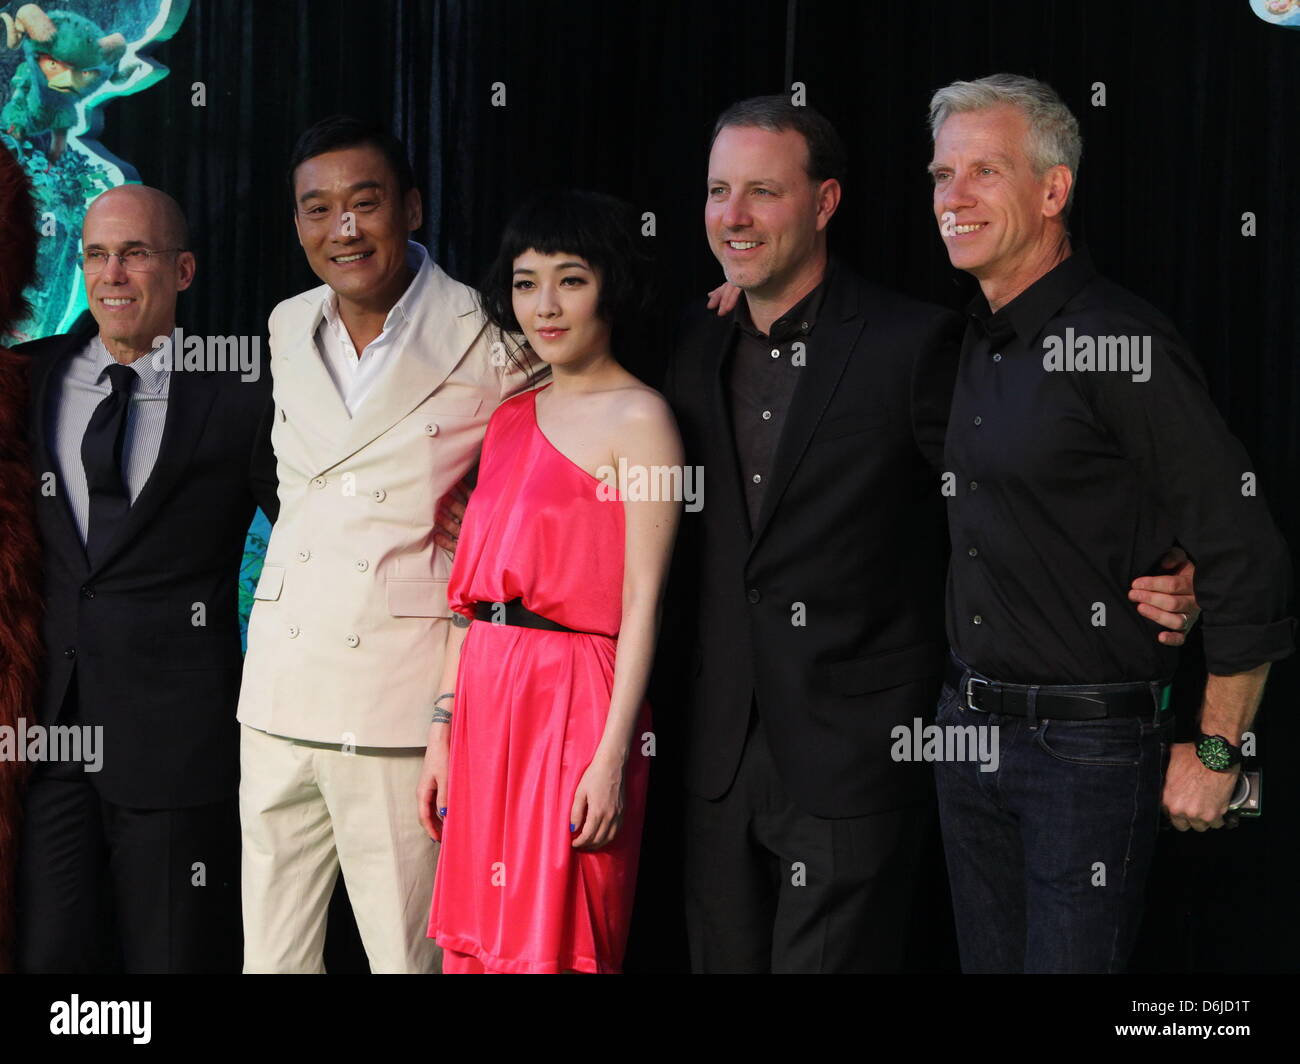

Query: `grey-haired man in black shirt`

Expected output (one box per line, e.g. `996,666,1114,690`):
926,73,1294,973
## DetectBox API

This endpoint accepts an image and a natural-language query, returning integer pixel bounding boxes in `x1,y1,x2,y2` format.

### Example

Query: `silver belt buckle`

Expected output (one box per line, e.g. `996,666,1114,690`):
965,674,990,711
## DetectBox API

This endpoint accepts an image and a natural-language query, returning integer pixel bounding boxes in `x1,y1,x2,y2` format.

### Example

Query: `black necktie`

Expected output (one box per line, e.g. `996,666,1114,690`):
81,362,137,563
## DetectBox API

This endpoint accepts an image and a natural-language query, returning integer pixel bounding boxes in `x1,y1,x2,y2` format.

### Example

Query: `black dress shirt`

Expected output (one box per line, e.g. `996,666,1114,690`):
945,248,1294,684
726,268,829,530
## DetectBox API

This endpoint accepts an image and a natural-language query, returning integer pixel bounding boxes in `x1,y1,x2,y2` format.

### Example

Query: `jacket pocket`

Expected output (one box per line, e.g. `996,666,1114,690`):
386,578,452,618
823,641,945,695
253,565,284,601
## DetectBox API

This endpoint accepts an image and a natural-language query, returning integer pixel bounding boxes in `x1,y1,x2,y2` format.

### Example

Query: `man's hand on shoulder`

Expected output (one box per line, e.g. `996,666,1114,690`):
1129,546,1200,646
706,280,741,317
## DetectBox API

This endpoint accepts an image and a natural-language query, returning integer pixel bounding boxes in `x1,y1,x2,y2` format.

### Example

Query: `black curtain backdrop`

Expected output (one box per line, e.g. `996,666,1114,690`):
98,0,1299,973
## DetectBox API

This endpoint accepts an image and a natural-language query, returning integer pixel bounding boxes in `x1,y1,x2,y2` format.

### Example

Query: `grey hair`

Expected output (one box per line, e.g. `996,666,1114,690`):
928,73,1082,212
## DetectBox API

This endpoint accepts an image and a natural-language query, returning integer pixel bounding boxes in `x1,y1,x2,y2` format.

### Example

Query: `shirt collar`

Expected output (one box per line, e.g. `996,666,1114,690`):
321,240,431,334
967,246,1097,346
89,329,174,395
733,260,833,342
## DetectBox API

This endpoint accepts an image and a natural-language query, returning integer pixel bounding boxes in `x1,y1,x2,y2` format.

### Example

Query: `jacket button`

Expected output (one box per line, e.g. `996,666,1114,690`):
345,633,360,648
296,549,310,562
311,477,326,489
64,646,76,659
288,625,300,638
80,585,95,599
424,423,439,436
747,589,761,604
354,559,369,572
372,489,386,502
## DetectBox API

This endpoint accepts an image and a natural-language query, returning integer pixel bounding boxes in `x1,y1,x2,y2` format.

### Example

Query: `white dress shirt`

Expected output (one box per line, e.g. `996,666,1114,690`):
315,241,433,416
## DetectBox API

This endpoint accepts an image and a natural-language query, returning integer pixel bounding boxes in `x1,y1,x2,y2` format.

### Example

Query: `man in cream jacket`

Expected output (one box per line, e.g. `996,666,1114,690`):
238,117,540,973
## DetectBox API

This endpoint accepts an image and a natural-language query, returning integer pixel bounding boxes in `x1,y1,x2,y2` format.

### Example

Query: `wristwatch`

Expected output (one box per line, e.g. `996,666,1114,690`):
1195,733,1243,772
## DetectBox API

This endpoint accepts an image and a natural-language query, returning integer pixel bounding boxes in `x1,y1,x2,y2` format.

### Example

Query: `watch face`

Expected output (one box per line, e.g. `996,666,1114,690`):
1197,735,1233,771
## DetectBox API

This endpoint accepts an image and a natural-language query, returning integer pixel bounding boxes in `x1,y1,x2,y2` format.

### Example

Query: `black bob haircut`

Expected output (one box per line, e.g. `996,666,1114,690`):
286,115,416,203
479,188,658,367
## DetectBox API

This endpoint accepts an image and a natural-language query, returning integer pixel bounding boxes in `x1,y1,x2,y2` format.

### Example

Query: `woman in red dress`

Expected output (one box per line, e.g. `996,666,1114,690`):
419,190,682,973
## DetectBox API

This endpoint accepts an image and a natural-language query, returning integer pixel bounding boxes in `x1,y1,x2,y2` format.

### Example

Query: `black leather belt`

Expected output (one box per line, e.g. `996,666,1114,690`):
473,598,595,635
945,654,1170,721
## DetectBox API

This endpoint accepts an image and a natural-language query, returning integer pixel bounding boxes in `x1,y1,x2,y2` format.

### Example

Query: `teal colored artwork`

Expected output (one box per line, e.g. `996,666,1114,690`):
3,0,267,648
1,0,189,339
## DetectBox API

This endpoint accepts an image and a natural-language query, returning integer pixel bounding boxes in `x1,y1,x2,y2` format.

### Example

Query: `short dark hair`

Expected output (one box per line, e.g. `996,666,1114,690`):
479,188,657,365
0,141,37,336
710,95,848,187
286,115,415,202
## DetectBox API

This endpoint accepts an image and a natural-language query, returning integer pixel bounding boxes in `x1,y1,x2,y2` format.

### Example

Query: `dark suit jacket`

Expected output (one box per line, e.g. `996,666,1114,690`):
662,259,961,818
19,314,278,808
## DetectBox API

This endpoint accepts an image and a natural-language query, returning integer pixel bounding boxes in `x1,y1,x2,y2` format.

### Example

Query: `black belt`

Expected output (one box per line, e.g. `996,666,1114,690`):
945,654,1170,721
472,598,596,635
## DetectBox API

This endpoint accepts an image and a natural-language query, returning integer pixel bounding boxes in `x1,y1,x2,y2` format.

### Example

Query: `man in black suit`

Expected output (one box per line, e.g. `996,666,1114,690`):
662,96,1196,972
14,184,277,972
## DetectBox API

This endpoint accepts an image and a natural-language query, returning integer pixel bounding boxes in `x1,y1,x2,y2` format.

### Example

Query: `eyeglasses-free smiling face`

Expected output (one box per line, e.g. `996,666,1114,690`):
510,250,611,369
705,124,834,302
292,144,422,309
928,104,1070,291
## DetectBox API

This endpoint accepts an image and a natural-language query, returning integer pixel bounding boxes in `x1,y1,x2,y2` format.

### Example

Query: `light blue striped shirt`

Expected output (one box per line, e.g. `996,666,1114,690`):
49,330,176,545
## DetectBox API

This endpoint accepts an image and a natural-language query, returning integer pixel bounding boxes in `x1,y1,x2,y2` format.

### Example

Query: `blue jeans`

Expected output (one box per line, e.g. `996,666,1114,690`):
933,667,1171,973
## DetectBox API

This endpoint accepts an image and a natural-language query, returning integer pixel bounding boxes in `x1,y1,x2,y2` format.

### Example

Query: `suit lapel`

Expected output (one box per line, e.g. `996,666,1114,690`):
702,317,752,542
748,267,866,556
276,300,355,465
29,320,95,572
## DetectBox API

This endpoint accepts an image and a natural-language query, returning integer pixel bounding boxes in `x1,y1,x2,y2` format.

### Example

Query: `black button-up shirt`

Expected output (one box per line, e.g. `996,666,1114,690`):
945,248,1294,684
726,269,829,530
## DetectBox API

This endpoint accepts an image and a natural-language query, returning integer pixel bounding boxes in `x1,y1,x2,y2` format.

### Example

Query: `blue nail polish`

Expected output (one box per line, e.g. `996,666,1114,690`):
439,807,447,816
569,823,576,832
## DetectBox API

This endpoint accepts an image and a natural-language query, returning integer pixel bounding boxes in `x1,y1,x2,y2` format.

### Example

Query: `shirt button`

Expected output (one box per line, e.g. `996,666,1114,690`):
287,625,300,638
968,547,978,557
355,559,369,572
372,489,386,502
345,633,360,648
747,589,761,604
973,416,982,426
752,473,762,484
969,481,978,492
80,585,95,599
770,349,780,359
424,423,439,436
311,477,326,489
296,549,310,562
973,615,983,626
64,646,76,659
761,410,772,421
800,322,809,332
992,353,1002,363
